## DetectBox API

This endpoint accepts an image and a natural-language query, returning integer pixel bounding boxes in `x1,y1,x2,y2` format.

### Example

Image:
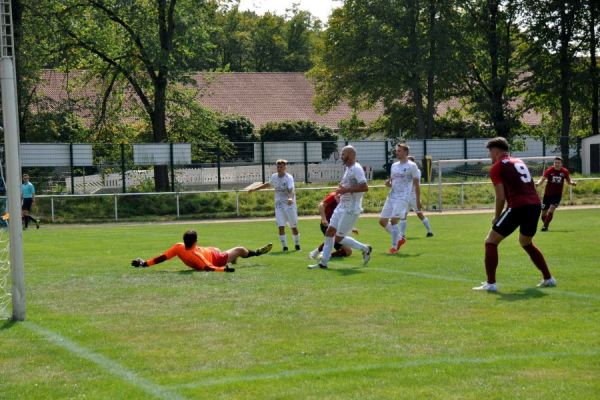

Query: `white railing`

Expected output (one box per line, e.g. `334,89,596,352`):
65,164,373,194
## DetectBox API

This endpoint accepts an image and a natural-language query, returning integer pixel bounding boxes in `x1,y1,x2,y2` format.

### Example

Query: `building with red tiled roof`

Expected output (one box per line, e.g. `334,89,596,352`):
36,70,541,130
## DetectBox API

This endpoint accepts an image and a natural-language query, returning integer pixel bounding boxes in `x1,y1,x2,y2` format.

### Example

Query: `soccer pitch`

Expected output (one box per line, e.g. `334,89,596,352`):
1,209,599,399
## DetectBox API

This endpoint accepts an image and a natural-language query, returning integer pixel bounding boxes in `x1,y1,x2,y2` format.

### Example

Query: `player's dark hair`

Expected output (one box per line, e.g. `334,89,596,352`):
554,156,563,162
183,230,197,248
407,155,415,162
486,137,509,151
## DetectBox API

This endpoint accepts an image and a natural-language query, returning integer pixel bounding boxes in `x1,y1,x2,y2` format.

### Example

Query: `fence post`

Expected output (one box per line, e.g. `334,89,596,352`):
261,140,266,183
169,143,175,192
114,194,118,221
176,193,180,218
69,142,75,194
384,140,390,173
542,136,546,157
236,190,240,216
51,196,55,222
217,143,222,190
303,141,309,184
423,139,427,158
121,143,126,193
463,138,468,159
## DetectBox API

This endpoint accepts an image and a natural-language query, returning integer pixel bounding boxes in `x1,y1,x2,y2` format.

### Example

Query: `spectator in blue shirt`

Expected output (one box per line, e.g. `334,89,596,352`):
21,174,40,229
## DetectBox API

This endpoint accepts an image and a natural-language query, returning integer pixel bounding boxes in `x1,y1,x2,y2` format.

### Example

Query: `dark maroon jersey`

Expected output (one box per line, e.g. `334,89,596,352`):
489,155,540,208
322,192,339,221
543,167,570,197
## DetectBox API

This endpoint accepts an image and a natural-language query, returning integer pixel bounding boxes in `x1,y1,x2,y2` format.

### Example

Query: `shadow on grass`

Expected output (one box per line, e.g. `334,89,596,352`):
328,267,364,276
0,319,17,330
496,287,548,301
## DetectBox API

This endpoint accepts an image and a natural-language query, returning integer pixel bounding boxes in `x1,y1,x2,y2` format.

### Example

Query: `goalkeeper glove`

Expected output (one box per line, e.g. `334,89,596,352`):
131,258,147,268
224,265,235,272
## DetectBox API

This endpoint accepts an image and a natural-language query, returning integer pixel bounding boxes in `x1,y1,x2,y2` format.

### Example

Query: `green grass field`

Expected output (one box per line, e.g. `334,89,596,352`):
1,208,600,399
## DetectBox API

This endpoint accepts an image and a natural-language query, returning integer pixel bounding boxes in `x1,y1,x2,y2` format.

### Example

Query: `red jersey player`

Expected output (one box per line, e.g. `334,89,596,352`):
536,157,576,231
473,137,556,292
131,230,272,272
307,192,353,259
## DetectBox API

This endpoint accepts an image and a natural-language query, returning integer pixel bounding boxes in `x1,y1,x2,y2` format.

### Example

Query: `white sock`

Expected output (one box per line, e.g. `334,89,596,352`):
399,219,407,238
422,218,432,233
385,222,393,234
340,236,368,252
279,235,287,248
390,224,400,247
320,236,335,265
293,234,300,245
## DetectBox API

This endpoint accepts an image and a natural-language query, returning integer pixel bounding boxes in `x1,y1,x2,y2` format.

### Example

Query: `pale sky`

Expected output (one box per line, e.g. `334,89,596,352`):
237,0,343,23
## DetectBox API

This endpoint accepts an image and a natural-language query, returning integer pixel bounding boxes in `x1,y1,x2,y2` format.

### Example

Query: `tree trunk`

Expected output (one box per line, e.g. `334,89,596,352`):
559,3,573,163
152,75,170,192
590,0,599,137
425,0,436,139
487,0,509,138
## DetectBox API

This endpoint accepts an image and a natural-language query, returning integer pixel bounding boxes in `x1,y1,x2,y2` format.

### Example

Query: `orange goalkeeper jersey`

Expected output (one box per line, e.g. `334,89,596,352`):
146,243,227,271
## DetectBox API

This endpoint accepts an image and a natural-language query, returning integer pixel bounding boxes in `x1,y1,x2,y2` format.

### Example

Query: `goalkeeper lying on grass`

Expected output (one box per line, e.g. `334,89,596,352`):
131,230,272,272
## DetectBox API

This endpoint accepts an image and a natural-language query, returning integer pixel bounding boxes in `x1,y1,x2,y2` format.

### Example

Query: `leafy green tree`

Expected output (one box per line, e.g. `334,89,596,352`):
30,0,217,191
453,0,531,139
310,0,461,139
520,0,586,162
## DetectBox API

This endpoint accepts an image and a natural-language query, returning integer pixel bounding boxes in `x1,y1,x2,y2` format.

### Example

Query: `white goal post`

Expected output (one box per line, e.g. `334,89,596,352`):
433,156,557,212
1,0,25,321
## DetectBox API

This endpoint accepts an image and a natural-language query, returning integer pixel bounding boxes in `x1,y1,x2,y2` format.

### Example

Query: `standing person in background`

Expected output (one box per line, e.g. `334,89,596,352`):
21,174,40,229
378,144,420,254
473,137,556,292
308,191,354,260
536,157,577,232
401,156,434,238
308,145,371,269
249,159,300,251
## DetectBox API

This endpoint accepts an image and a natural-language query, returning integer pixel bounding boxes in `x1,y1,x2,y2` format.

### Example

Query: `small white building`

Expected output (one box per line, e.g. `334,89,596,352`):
581,134,600,175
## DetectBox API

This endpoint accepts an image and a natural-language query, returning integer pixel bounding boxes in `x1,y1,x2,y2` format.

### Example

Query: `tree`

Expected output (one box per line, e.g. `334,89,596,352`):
587,0,599,137
521,0,585,162
453,0,530,139
33,0,217,191
309,0,460,139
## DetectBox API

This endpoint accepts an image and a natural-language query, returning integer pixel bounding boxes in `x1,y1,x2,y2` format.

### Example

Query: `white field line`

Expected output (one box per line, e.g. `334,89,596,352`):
172,350,600,389
23,322,186,400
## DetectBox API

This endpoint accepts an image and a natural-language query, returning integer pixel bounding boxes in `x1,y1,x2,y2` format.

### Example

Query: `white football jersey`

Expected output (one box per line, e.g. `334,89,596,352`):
269,172,296,207
338,162,367,212
389,160,419,200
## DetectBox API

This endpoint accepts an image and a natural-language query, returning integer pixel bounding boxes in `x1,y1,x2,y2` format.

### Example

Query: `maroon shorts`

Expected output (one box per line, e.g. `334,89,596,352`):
211,248,229,267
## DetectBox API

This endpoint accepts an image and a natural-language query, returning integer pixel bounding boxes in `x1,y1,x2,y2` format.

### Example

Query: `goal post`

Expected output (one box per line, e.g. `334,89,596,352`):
1,0,25,321
433,156,556,212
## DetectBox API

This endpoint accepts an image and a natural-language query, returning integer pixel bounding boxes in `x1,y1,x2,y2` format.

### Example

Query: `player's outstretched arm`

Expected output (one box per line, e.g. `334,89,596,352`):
248,182,271,193
131,258,148,268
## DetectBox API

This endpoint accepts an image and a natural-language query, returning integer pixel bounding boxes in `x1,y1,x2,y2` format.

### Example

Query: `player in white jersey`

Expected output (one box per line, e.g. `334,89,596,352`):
403,156,433,238
249,159,300,251
379,143,420,254
308,145,372,269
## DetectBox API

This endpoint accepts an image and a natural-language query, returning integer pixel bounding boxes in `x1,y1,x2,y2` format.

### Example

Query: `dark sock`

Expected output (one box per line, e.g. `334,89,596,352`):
544,213,553,227
485,242,498,284
318,243,324,252
243,250,257,258
523,243,552,280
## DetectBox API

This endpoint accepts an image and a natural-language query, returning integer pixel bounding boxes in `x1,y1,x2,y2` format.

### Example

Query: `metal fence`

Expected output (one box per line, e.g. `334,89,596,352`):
2,137,576,195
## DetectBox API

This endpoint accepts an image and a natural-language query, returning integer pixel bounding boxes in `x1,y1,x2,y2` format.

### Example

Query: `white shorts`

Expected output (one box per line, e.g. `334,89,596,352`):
380,197,409,219
329,207,360,237
408,196,418,211
275,205,298,228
